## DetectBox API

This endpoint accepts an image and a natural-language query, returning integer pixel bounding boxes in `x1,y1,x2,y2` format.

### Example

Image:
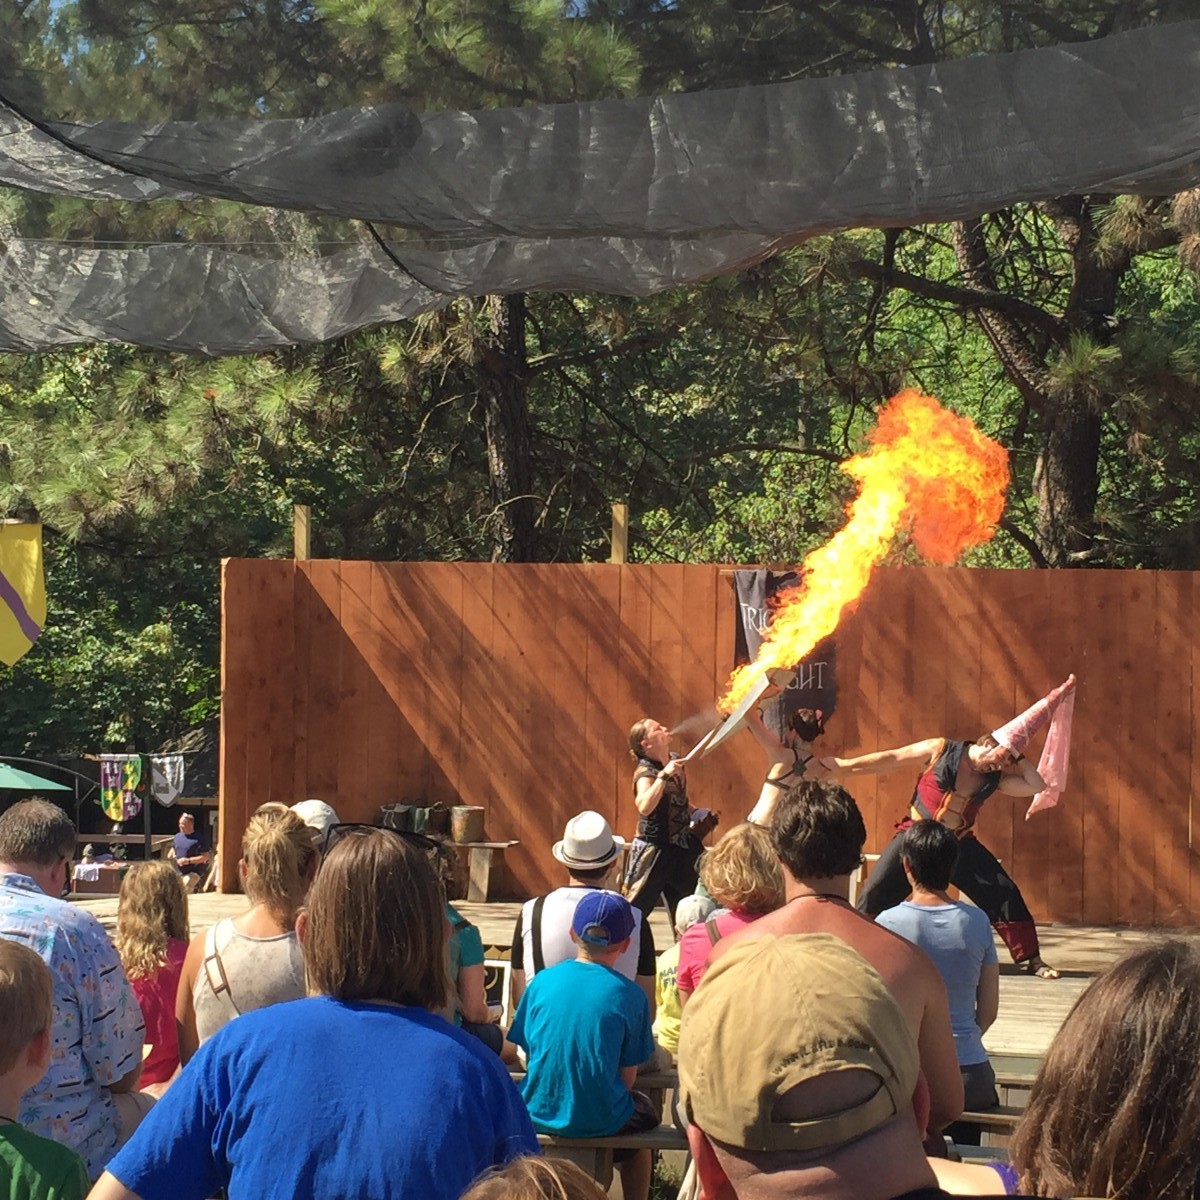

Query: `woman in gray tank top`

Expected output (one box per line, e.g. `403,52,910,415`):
176,806,317,1061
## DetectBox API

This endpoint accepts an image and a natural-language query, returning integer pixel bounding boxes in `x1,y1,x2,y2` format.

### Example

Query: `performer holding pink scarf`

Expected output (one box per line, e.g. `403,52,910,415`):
846,675,1076,980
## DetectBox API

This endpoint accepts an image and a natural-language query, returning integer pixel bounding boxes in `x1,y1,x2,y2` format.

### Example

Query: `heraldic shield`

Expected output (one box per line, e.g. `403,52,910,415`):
0,524,46,666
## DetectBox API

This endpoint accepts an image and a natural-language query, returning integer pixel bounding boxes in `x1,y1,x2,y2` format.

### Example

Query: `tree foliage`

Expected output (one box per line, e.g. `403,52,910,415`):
4,1,1200,750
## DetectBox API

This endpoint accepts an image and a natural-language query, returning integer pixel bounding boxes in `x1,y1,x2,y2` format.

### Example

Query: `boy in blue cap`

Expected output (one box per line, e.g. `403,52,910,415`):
509,890,658,1200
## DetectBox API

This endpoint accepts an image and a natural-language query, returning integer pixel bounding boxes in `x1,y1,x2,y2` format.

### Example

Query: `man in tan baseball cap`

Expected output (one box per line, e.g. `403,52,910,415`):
678,934,1023,1200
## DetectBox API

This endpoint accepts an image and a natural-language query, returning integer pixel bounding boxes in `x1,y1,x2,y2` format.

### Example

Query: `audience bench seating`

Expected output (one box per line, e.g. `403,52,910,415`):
536,1126,689,1188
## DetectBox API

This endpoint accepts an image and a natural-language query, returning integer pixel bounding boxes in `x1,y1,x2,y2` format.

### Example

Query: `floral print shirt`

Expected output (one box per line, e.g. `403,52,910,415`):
0,872,144,1179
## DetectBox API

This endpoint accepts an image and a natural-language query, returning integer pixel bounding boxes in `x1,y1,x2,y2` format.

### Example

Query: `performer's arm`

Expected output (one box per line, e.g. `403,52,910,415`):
829,738,943,777
746,707,792,771
634,758,683,816
997,755,1046,797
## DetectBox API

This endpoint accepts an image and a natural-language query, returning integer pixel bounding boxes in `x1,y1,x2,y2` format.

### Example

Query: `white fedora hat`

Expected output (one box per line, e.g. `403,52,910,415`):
552,810,625,871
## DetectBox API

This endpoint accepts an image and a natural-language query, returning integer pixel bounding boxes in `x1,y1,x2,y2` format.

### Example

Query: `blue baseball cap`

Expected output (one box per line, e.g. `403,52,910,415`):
572,890,636,948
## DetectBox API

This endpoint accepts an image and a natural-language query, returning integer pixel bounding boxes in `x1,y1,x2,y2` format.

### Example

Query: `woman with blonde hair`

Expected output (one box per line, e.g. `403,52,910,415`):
92,827,538,1200
114,861,189,1091
675,821,784,1005
175,807,317,1062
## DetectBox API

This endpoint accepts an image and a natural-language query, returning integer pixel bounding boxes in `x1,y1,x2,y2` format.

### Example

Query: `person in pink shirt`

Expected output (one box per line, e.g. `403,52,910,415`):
676,822,783,1006
114,862,189,1093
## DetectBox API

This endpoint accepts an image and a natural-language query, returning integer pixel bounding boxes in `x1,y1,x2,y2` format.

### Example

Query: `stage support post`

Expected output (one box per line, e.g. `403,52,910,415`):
293,504,311,561
609,503,629,564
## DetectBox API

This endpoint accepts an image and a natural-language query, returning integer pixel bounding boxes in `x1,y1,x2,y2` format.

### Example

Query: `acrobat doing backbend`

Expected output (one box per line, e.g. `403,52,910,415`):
748,675,1076,980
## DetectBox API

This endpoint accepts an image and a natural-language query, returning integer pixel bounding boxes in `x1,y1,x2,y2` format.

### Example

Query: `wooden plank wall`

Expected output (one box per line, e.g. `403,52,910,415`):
219,560,1199,927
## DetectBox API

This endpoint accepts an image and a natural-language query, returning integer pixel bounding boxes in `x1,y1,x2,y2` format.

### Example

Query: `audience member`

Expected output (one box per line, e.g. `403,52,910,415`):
175,807,316,1061
462,1156,608,1200
876,821,1000,1117
1007,939,1200,1200
0,799,148,1178
90,826,538,1200
710,780,964,1135
511,811,656,1015
113,863,189,1094
0,940,89,1200
677,822,784,1005
169,814,209,894
429,835,507,1056
288,799,339,845
654,893,716,1059
509,891,657,1200
678,933,1026,1200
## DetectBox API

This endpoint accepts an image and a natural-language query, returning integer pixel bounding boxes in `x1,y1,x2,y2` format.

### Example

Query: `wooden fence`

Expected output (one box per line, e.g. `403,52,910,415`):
219,559,1199,927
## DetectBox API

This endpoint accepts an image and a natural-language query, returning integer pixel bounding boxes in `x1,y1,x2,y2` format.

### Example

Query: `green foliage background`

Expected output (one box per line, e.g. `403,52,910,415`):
4,1,1200,753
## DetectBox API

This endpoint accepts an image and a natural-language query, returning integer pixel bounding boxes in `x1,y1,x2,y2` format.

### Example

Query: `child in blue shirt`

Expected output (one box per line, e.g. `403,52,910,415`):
509,890,658,1200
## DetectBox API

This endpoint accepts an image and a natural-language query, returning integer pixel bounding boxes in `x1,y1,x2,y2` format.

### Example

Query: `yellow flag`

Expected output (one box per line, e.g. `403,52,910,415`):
0,524,46,666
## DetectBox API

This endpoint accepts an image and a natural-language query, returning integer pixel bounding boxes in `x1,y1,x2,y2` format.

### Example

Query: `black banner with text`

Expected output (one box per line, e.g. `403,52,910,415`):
733,569,837,741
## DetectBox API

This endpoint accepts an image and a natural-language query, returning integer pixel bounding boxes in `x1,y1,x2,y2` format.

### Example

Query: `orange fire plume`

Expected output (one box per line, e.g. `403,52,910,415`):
719,389,1010,715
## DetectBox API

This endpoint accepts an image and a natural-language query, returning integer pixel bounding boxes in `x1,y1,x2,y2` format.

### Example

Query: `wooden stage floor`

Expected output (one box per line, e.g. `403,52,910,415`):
76,893,1191,1060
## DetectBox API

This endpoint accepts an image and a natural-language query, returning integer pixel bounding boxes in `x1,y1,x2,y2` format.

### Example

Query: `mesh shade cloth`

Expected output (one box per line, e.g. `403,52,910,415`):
3,20,1200,352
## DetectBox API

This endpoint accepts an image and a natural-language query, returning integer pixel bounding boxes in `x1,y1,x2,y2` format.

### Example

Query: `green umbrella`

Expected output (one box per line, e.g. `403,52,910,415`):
0,762,70,791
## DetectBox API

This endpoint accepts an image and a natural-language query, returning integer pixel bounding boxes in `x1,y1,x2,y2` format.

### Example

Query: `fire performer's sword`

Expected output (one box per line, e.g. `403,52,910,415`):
698,668,797,757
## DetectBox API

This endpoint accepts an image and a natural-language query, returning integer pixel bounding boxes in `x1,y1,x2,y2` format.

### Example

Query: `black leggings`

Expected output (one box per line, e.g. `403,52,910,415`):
857,823,1041,964
625,841,702,923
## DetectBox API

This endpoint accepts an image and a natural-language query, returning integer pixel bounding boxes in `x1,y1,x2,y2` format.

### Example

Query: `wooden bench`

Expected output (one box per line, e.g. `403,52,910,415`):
953,1143,1010,1164
537,1124,689,1187
955,1104,1025,1148
512,1069,677,1092
451,840,519,901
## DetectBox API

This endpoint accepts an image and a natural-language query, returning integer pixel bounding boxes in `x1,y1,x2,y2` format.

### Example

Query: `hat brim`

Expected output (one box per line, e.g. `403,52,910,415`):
552,837,624,871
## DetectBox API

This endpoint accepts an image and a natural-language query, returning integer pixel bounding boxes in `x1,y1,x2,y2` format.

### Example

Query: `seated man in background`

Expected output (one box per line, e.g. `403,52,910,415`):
169,813,210,894
876,820,1000,1117
0,799,148,1179
678,934,1028,1200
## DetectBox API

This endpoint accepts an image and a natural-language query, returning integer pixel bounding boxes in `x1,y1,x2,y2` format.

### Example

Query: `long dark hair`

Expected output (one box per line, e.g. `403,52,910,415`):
1011,940,1200,1199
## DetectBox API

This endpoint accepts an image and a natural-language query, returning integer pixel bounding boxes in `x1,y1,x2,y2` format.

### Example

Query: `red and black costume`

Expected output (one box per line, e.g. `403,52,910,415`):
856,738,1041,965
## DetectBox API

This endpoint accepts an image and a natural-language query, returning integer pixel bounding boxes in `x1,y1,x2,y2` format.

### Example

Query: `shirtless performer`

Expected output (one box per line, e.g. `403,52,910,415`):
746,706,850,825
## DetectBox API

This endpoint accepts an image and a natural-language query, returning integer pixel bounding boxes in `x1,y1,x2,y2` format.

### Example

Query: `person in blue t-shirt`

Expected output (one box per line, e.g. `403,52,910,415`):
89,826,539,1200
876,819,1000,1114
510,891,657,1200
170,813,210,893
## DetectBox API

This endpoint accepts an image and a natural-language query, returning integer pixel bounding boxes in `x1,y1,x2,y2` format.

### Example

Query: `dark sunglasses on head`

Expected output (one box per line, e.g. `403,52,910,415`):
321,822,444,859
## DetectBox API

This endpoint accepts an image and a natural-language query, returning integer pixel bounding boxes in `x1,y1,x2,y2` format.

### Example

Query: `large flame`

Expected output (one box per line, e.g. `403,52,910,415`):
719,389,1009,714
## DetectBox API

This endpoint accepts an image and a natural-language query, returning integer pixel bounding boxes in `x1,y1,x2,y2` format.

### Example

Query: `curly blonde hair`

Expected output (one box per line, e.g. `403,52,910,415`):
115,859,189,980
698,822,785,915
462,1156,607,1200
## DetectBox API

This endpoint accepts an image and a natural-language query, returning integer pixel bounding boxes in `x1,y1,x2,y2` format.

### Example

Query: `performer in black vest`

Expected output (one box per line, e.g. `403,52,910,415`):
623,717,719,921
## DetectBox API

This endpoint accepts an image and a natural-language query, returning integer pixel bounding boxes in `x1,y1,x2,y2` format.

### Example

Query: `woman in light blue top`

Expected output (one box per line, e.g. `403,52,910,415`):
875,819,999,1112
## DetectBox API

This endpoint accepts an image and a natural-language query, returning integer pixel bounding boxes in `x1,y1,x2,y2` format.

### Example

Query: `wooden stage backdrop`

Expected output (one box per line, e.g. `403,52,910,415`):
219,560,1197,927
